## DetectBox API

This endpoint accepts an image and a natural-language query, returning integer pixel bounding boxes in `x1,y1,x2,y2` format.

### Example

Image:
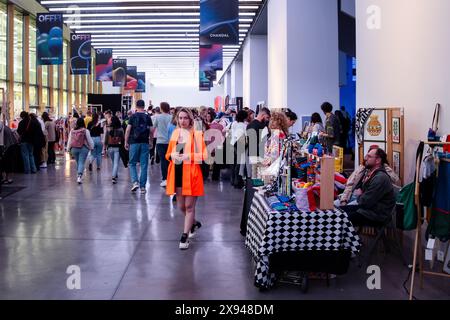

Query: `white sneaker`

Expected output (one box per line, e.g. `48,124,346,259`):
40,163,47,169
140,188,147,194
179,233,190,250
131,182,139,192
77,175,82,184
160,180,167,187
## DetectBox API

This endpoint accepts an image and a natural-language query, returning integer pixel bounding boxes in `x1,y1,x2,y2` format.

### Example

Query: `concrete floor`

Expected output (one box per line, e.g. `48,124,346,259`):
0,155,448,300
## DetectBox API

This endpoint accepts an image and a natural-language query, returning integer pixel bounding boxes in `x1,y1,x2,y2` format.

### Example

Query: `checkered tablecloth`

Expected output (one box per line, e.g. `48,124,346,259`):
245,192,361,289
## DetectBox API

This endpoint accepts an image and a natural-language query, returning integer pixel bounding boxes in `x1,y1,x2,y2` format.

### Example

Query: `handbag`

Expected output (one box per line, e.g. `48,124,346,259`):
427,103,440,142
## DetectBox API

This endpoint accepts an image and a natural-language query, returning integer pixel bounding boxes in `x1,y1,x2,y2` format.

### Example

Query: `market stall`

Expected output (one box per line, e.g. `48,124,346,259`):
242,135,361,291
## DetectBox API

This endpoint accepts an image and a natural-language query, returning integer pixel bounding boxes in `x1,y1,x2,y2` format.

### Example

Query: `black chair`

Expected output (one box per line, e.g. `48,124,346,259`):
357,187,408,268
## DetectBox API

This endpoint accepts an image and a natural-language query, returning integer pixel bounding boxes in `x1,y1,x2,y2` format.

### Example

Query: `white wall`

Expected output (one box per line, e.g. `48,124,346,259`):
356,0,450,182
143,85,224,108
243,35,268,109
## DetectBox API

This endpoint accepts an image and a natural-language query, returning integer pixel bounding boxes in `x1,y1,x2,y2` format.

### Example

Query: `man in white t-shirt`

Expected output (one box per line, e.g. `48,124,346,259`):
153,102,173,187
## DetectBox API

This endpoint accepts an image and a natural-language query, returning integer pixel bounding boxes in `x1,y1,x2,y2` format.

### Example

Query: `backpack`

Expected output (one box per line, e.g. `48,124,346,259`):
108,129,123,145
132,114,150,141
70,129,86,149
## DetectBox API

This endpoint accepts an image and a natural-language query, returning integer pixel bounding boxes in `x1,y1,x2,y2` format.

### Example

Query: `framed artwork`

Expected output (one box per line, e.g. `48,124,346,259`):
393,151,401,177
363,141,386,156
364,109,386,142
392,117,401,143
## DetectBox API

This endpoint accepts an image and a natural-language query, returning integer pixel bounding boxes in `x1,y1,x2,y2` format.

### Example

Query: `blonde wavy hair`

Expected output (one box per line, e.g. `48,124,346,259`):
269,111,290,135
176,107,195,128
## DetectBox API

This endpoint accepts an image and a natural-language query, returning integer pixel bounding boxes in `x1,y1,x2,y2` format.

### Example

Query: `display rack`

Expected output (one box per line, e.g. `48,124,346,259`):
409,140,450,300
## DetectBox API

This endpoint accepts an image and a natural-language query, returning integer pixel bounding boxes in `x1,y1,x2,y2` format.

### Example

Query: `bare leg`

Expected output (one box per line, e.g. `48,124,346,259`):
184,196,198,234
176,188,186,216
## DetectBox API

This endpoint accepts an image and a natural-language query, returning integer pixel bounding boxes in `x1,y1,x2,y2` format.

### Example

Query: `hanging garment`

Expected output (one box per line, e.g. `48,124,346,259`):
420,151,437,207
427,161,450,241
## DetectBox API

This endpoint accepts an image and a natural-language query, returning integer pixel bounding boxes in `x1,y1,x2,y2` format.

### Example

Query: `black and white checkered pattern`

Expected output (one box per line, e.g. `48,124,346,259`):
245,193,361,289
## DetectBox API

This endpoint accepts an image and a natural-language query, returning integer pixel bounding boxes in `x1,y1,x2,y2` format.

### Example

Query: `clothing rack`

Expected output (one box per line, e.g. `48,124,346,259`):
409,141,450,300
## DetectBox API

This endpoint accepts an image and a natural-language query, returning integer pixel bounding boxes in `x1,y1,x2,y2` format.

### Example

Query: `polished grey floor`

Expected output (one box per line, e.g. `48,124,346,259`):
0,155,448,300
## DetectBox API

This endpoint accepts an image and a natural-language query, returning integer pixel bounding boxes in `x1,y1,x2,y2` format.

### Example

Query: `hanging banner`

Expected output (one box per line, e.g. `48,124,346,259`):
135,72,146,93
70,34,91,75
112,59,127,87
200,44,223,72
37,13,63,65
199,71,212,91
95,48,113,82
200,0,239,45
124,66,138,91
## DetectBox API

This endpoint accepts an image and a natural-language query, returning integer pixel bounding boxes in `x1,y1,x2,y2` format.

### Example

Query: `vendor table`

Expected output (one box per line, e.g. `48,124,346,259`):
245,192,361,289
240,179,257,236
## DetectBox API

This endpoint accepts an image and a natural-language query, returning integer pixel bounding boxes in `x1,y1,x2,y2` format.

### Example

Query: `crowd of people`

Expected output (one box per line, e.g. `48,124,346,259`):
0,99,398,251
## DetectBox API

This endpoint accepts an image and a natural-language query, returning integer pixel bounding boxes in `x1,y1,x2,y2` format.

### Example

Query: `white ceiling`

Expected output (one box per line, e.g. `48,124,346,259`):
38,0,265,86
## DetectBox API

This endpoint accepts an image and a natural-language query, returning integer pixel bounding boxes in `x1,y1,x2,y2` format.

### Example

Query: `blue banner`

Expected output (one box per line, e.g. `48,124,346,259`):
200,0,239,45
135,72,146,93
70,34,91,75
37,13,63,65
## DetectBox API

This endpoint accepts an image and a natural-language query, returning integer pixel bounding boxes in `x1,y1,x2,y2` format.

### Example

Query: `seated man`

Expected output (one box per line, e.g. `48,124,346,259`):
335,145,400,207
341,148,396,227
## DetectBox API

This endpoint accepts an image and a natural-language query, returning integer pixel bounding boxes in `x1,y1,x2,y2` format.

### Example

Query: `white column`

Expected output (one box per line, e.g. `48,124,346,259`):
268,0,339,130
356,0,450,181
223,70,232,98
243,35,268,109
230,60,243,98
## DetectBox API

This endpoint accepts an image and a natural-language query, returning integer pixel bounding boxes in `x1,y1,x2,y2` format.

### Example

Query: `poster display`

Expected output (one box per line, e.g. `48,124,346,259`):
364,109,386,142
199,71,212,91
124,66,138,91
70,34,91,75
95,49,113,81
200,45,223,72
112,59,127,87
392,117,401,143
200,0,239,45
37,13,63,65
135,72,146,93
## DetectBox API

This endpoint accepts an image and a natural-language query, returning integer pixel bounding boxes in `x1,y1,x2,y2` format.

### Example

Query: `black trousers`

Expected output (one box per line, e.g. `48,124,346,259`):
340,205,382,227
48,142,56,164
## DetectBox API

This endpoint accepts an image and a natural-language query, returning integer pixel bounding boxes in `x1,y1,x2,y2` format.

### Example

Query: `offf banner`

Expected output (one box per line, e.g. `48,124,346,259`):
124,66,138,91
95,48,113,81
37,13,63,65
70,34,91,75
200,45,223,72
199,71,212,91
200,0,239,45
135,72,146,93
112,59,127,87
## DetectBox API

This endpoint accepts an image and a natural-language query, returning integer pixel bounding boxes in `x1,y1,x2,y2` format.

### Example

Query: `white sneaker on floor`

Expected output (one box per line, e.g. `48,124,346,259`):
160,180,167,187
140,188,147,194
179,233,190,250
131,182,139,192
77,175,82,184
40,163,47,169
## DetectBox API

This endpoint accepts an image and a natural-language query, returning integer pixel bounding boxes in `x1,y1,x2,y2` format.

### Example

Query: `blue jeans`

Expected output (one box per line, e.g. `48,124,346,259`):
90,136,103,168
71,147,90,176
129,143,150,188
108,147,120,179
156,144,169,180
20,142,37,174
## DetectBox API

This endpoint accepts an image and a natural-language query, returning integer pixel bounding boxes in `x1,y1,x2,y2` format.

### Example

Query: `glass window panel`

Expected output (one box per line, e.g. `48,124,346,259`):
29,17,37,85
53,66,59,89
63,41,67,90
29,85,38,106
13,82,23,117
63,91,68,115
14,11,23,83
42,65,48,87
0,3,7,80
71,91,75,107
42,87,49,106
53,89,59,113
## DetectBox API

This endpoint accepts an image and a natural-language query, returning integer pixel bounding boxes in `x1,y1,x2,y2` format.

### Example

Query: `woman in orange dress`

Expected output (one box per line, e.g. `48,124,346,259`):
166,108,208,250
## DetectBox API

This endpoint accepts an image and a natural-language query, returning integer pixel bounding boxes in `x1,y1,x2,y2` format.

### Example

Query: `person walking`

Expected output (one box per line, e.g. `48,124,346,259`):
153,102,173,187
87,113,104,172
42,112,57,165
67,118,94,184
125,100,153,194
166,108,207,250
105,116,125,184
17,112,39,174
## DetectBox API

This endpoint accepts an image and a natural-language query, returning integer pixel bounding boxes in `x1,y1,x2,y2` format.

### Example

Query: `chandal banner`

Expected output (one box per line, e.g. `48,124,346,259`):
113,59,127,87
200,45,223,72
124,66,138,91
70,34,91,75
135,72,146,93
200,0,239,45
37,13,63,65
95,48,113,81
